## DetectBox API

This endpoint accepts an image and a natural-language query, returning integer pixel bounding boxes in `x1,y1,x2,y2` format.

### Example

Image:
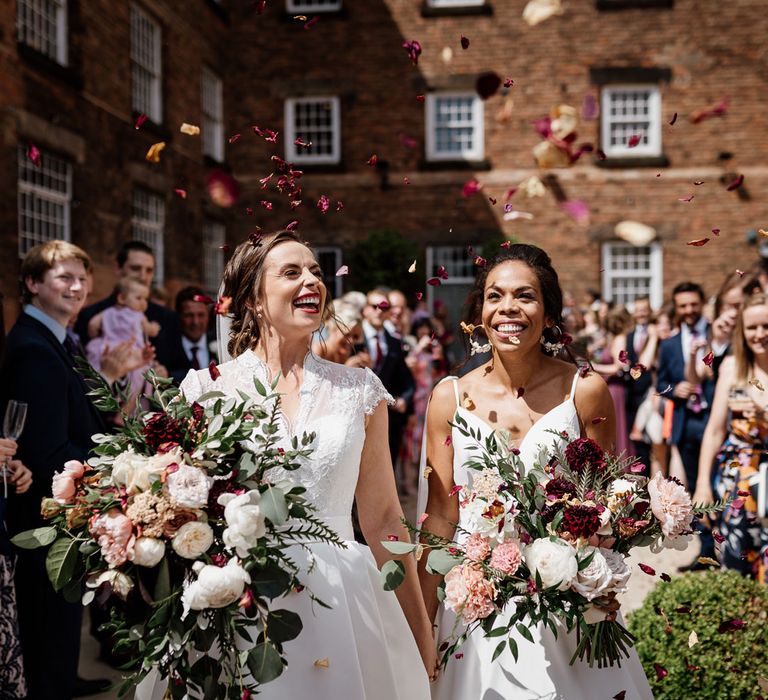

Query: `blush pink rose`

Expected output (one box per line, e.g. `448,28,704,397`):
444,564,496,624
51,472,76,504
647,473,693,538
464,533,491,563
489,540,522,575
90,509,135,568
63,460,86,478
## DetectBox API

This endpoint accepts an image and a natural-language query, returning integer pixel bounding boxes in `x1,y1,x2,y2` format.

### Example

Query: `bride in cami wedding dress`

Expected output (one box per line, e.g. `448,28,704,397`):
135,232,435,699
418,244,653,700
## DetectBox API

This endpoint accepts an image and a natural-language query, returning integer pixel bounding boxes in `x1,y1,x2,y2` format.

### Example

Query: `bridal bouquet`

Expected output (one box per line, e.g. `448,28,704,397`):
389,418,725,669
12,369,343,699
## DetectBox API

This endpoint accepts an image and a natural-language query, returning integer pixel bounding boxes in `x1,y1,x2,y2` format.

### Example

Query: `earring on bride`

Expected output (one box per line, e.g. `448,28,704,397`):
462,321,491,356
540,325,564,354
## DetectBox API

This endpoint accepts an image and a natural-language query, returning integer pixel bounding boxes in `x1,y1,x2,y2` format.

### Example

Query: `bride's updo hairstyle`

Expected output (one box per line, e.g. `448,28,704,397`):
223,230,332,357
461,243,565,361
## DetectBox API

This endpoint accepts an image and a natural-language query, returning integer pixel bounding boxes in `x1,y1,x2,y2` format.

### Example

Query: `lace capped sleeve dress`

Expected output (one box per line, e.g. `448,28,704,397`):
419,372,653,700
135,350,430,700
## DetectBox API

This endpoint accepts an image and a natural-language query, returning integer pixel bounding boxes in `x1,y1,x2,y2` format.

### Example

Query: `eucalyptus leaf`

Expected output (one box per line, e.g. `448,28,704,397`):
381,540,418,555
153,557,170,601
247,642,284,684
251,565,292,599
11,526,57,550
266,609,303,644
261,485,289,526
208,414,224,436
426,548,463,576
45,537,79,591
252,377,268,397
380,559,406,591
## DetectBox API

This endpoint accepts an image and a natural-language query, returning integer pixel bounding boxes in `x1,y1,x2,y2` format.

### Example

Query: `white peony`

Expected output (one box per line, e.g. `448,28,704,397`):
524,538,578,591
112,447,182,494
461,495,517,542
172,521,214,559
181,559,251,619
129,537,166,568
602,548,631,594
166,464,212,509
218,491,266,557
608,478,639,513
571,547,613,601
86,569,134,600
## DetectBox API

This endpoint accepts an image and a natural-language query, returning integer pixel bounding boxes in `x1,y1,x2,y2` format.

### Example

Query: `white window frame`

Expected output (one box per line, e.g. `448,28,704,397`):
425,92,484,162
17,0,68,65
425,245,475,309
17,144,72,257
202,220,226,295
284,97,341,165
286,0,342,12
314,246,343,298
601,240,663,309
600,84,662,158
201,67,224,162
130,4,162,123
426,0,485,7
131,188,166,286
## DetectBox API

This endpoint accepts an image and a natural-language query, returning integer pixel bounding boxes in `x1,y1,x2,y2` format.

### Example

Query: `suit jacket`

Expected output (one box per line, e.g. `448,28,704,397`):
376,328,416,412
625,327,653,419
170,336,219,383
0,313,106,535
656,331,714,445
75,292,187,373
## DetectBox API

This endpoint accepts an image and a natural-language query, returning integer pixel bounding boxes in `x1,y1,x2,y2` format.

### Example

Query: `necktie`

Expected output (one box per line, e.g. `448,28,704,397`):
190,346,200,370
633,325,647,354
63,331,85,359
376,335,385,369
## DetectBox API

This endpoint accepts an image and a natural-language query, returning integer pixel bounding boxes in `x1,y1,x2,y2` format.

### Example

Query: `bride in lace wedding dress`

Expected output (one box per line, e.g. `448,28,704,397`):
135,231,434,699
418,244,653,700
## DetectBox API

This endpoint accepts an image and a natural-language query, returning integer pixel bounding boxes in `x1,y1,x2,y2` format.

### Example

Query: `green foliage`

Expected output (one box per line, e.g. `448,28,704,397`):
346,229,420,296
628,570,768,699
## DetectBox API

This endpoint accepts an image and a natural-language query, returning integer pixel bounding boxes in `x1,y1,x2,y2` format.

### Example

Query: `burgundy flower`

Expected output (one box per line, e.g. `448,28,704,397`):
564,438,606,474
143,412,184,451
545,478,577,499
561,504,602,538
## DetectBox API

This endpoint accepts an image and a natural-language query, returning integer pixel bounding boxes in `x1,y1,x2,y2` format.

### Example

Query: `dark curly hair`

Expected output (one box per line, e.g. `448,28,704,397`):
223,230,332,358
460,243,565,361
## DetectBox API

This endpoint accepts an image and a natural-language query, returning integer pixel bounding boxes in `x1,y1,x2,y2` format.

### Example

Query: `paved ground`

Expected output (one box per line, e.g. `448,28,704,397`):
79,494,700,698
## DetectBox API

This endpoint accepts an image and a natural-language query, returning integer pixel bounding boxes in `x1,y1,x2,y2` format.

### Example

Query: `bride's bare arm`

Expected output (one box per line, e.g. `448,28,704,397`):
355,401,438,679
417,381,460,624
574,371,617,452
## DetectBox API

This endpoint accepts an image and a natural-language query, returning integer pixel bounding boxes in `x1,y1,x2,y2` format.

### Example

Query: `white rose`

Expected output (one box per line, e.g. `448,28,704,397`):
461,496,517,542
219,491,266,557
129,537,166,568
608,478,639,513
524,538,578,591
172,521,214,559
181,559,251,619
602,548,631,594
166,464,212,509
111,447,182,494
86,569,134,600
571,547,613,601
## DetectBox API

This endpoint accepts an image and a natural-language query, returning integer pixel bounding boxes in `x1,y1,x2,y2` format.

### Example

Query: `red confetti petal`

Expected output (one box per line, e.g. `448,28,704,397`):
596,149,607,160
174,188,187,198
474,256,487,267
675,605,692,614
454,652,464,660
317,194,330,214
713,531,725,543
403,40,422,66
304,15,319,29
737,489,750,497
208,361,221,380
427,277,441,286
192,294,214,305
460,35,470,50
26,143,41,167
285,220,299,231
228,133,241,144
294,137,312,148
417,513,429,526
660,572,671,582
653,663,668,680
669,112,678,125
687,238,710,247
627,134,642,148
335,200,344,212
386,534,399,541
443,435,452,446
449,485,462,497
416,94,425,103
678,194,695,203
488,197,497,205
711,228,721,235
639,563,656,576
415,292,423,301
134,114,148,129
702,351,714,367
726,174,744,191
504,77,515,88
260,200,273,210
591,416,607,425
690,98,729,123
618,349,629,364
245,207,254,216
367,154,378,166
462,180,482,197
718,618,747,633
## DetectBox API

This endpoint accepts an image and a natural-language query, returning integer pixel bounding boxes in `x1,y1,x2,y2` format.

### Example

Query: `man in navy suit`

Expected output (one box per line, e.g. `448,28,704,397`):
75,240,187,377
363,289,416,469
656,282,716,564
625,296,654,472
169,286,218,382
0,241,135,698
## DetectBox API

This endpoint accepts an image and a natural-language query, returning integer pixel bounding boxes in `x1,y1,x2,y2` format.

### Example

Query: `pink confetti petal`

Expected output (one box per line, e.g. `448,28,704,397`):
618,350,629,364
228,133,241,144
503,77,515,88
402,40,422,66
711,228,721,235
335,200,344,212
653,663,668,680
335,265,349,277
26,143,41,167
462,180,482,197
317,195,330,214
449,485,462,497
417,513,429,526
304,15,319,29
134,114,148,129
443,435,452,446
687,238,709,247
591,416,607,425
173,188,187,198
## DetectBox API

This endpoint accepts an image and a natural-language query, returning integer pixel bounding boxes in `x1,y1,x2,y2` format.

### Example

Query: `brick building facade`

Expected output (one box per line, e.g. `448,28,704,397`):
1,0,767,331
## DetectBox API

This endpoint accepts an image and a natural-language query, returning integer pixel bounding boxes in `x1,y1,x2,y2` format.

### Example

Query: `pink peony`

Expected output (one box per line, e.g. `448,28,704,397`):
90,509,135,568
647,473,693,538
51,472,76,504
444,564,496,624
63,460,86,478
489,540,522,575
464,533,491,563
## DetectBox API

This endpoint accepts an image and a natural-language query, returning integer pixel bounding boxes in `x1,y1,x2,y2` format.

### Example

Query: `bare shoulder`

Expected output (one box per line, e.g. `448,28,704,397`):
457,362,493,394
574,367,611,409
427,377,459,426
718,354,735,379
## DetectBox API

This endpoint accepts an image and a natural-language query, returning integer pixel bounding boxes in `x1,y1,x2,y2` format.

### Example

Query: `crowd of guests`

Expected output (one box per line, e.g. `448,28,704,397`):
2,236,768,698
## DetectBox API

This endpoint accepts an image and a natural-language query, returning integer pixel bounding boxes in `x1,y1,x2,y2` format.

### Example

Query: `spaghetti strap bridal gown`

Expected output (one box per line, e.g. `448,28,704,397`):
418,372,653,700
135,350,431,700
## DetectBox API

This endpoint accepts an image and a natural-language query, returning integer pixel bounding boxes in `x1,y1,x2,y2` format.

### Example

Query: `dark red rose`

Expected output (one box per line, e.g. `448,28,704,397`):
561,504,602,538
565,437,606,473
545,478,577,499
143,412,184,451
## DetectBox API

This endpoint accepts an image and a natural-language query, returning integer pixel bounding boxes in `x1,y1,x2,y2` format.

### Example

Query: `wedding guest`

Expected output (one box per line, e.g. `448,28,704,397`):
386,289,411,341
0,240,117,699
312,301,371,368
694,293,768,582
0,438,32,700
75,240,187,374
362,289,415,468
170,286,217,381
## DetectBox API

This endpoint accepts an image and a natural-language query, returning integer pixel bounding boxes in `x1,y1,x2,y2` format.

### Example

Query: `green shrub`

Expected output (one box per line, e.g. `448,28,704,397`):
627,570,768,699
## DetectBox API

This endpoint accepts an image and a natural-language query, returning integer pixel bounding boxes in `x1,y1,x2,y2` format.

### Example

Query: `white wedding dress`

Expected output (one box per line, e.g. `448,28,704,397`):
135,350,430,700
419,374,653,700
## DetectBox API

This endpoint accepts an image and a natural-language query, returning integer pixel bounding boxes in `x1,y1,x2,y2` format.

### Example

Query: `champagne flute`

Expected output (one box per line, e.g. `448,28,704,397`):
2,400,28,498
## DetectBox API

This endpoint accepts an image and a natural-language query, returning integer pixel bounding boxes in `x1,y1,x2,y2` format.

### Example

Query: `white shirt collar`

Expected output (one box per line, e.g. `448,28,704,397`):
24,304,67,343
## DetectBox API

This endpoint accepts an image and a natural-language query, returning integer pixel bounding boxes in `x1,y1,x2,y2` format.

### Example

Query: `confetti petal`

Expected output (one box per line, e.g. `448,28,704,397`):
313,658,330,668
688,630,699,648
285,220,299,231
304,16,319,29
335,200,344,212
460,35,470,50
449,485,462,497
317,195,330,214
618,350,629,364
228,133,241,143
386,534,399,541
402,40,422,65
678,194,695,203
462,180,482,197
145,141,166,163
711,228,720,235
697,556,719,566
669,112,678,125
408,260,417,273
415,292,423,301
417,513,429,526
504,77,515,88
702,351,714,367
630,364,646,380
749,377,765,391
180,122,200,135
591,416,607,424
638,563,656,576
367,154,378,166
718,618,747,633
174,188,187,198
627,134,642,148
726,174,744,191
443,435,452,447
660,572,671,582
613,693,627,700
689,98,729,123
134,113,148,129
335,265,348,277
208,361,221,380
653,663,668,680
687,238,709,247
416,94,425,103
427,277,441,286
192,294,214,305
